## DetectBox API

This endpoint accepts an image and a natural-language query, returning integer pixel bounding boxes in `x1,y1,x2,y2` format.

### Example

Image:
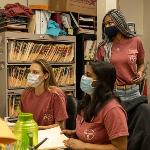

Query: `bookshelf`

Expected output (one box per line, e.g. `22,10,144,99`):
76,33,97,100
45,11,97,35
0,31,76,117
72,13,97,35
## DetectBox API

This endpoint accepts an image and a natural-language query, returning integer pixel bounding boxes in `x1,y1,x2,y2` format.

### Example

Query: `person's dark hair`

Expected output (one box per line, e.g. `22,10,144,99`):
102,9,135,42
32,59,57,89
78,61,121,122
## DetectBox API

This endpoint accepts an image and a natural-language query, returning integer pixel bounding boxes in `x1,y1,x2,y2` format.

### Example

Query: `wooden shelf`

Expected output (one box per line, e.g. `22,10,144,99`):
29,4,49,10
7,62,75,65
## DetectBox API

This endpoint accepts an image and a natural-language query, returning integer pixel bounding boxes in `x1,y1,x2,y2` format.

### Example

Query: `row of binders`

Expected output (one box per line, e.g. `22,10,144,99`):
8,40,74,62
8,66,75,88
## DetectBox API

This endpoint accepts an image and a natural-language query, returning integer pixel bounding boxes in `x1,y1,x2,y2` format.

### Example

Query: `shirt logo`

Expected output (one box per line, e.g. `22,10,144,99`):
84,129,95,141
43,113,53,121
129,54,136,63
128,49,138,63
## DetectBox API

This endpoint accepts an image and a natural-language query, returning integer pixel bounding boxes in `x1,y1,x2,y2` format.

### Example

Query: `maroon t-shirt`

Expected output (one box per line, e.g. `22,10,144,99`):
21,87,68,126
76,100,128,144
96,36,145,85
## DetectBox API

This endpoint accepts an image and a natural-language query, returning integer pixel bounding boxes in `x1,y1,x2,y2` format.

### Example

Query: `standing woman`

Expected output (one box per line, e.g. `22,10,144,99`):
95,9,145,101
62,61,128,150
21,59,68,129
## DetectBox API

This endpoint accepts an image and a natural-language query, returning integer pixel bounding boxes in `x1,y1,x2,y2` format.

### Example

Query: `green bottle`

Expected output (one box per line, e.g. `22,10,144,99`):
13,113,38,150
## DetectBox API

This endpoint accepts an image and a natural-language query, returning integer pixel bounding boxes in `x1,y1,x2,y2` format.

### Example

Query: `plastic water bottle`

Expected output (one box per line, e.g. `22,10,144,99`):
13,113,38,150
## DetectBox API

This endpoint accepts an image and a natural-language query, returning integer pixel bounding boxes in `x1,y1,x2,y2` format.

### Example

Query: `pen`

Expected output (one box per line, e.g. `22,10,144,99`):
31,137,48,150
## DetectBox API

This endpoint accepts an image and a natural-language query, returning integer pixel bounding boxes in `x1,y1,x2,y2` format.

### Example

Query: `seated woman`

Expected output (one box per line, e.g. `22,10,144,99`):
21,59,68,129
62,61,128,150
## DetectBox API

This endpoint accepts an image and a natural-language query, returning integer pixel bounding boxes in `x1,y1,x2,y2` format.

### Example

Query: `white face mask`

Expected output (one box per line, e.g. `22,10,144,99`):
27,73,43,87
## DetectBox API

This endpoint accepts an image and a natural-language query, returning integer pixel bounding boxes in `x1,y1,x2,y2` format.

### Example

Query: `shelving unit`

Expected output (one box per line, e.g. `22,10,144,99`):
67,12,97,35
73,13,97,34
46,11,97,35
0,31,76,117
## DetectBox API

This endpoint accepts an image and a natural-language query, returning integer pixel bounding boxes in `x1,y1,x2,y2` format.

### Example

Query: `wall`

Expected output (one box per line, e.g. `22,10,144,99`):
119,0,143,35
143,0,150,99
119,0,150,100
97,0,117,45
106,0,117,12
97,0,106,45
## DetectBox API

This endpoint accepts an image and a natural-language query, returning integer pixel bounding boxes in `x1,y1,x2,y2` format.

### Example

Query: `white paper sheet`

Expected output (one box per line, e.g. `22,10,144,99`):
38,126,68,150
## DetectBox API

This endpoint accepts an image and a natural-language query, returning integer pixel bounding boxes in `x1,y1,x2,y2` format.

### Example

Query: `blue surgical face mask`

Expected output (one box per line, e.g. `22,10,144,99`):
105,26,119,39
80,75,95,95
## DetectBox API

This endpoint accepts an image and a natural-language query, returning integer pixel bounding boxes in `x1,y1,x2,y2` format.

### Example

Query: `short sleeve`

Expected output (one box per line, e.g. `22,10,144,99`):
52,90,68,122
104,107,129,140
137,37,145,61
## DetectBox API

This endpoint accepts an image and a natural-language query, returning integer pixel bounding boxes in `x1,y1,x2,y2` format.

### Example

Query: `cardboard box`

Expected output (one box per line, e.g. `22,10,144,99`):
49,0,97,16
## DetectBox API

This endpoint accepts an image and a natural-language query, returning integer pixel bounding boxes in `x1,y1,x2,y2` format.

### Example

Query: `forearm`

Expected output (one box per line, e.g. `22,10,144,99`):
137,58,145,73
84,143,118,150
38,121,66,130
137,63,145,73
83,136,127,150
38,123,59,130
64,137,127,150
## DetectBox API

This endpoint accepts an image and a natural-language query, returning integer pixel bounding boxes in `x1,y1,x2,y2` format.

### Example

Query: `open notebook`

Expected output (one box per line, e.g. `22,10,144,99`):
38,126,68,150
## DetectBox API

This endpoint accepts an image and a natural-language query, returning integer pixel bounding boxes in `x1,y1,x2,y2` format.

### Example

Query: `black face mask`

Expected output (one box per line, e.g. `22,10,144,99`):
105,26,119,40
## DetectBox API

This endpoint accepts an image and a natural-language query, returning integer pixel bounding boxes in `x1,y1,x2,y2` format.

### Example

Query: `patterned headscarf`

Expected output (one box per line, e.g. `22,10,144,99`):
99,9,135,62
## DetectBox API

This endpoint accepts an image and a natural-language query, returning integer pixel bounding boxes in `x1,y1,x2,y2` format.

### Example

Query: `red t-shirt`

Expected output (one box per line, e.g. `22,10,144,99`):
76,100,128,144
21,86,68,126
96,36,145,85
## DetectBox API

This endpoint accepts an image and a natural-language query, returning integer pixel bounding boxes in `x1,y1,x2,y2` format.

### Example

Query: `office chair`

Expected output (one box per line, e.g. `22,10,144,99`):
65,94,77,130
123,96,150,150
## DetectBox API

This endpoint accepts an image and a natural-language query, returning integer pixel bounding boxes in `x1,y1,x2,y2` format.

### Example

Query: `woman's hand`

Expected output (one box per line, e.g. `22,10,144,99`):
64,138,85,150
132,71,145,84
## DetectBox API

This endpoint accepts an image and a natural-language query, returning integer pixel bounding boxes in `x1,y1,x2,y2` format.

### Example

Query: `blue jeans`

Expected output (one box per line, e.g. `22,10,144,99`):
114,85,141,101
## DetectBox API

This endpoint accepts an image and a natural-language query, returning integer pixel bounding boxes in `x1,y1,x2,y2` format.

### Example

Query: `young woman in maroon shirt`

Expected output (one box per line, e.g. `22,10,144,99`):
21,59,68,130
96,9,145,101
62,61,128,150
